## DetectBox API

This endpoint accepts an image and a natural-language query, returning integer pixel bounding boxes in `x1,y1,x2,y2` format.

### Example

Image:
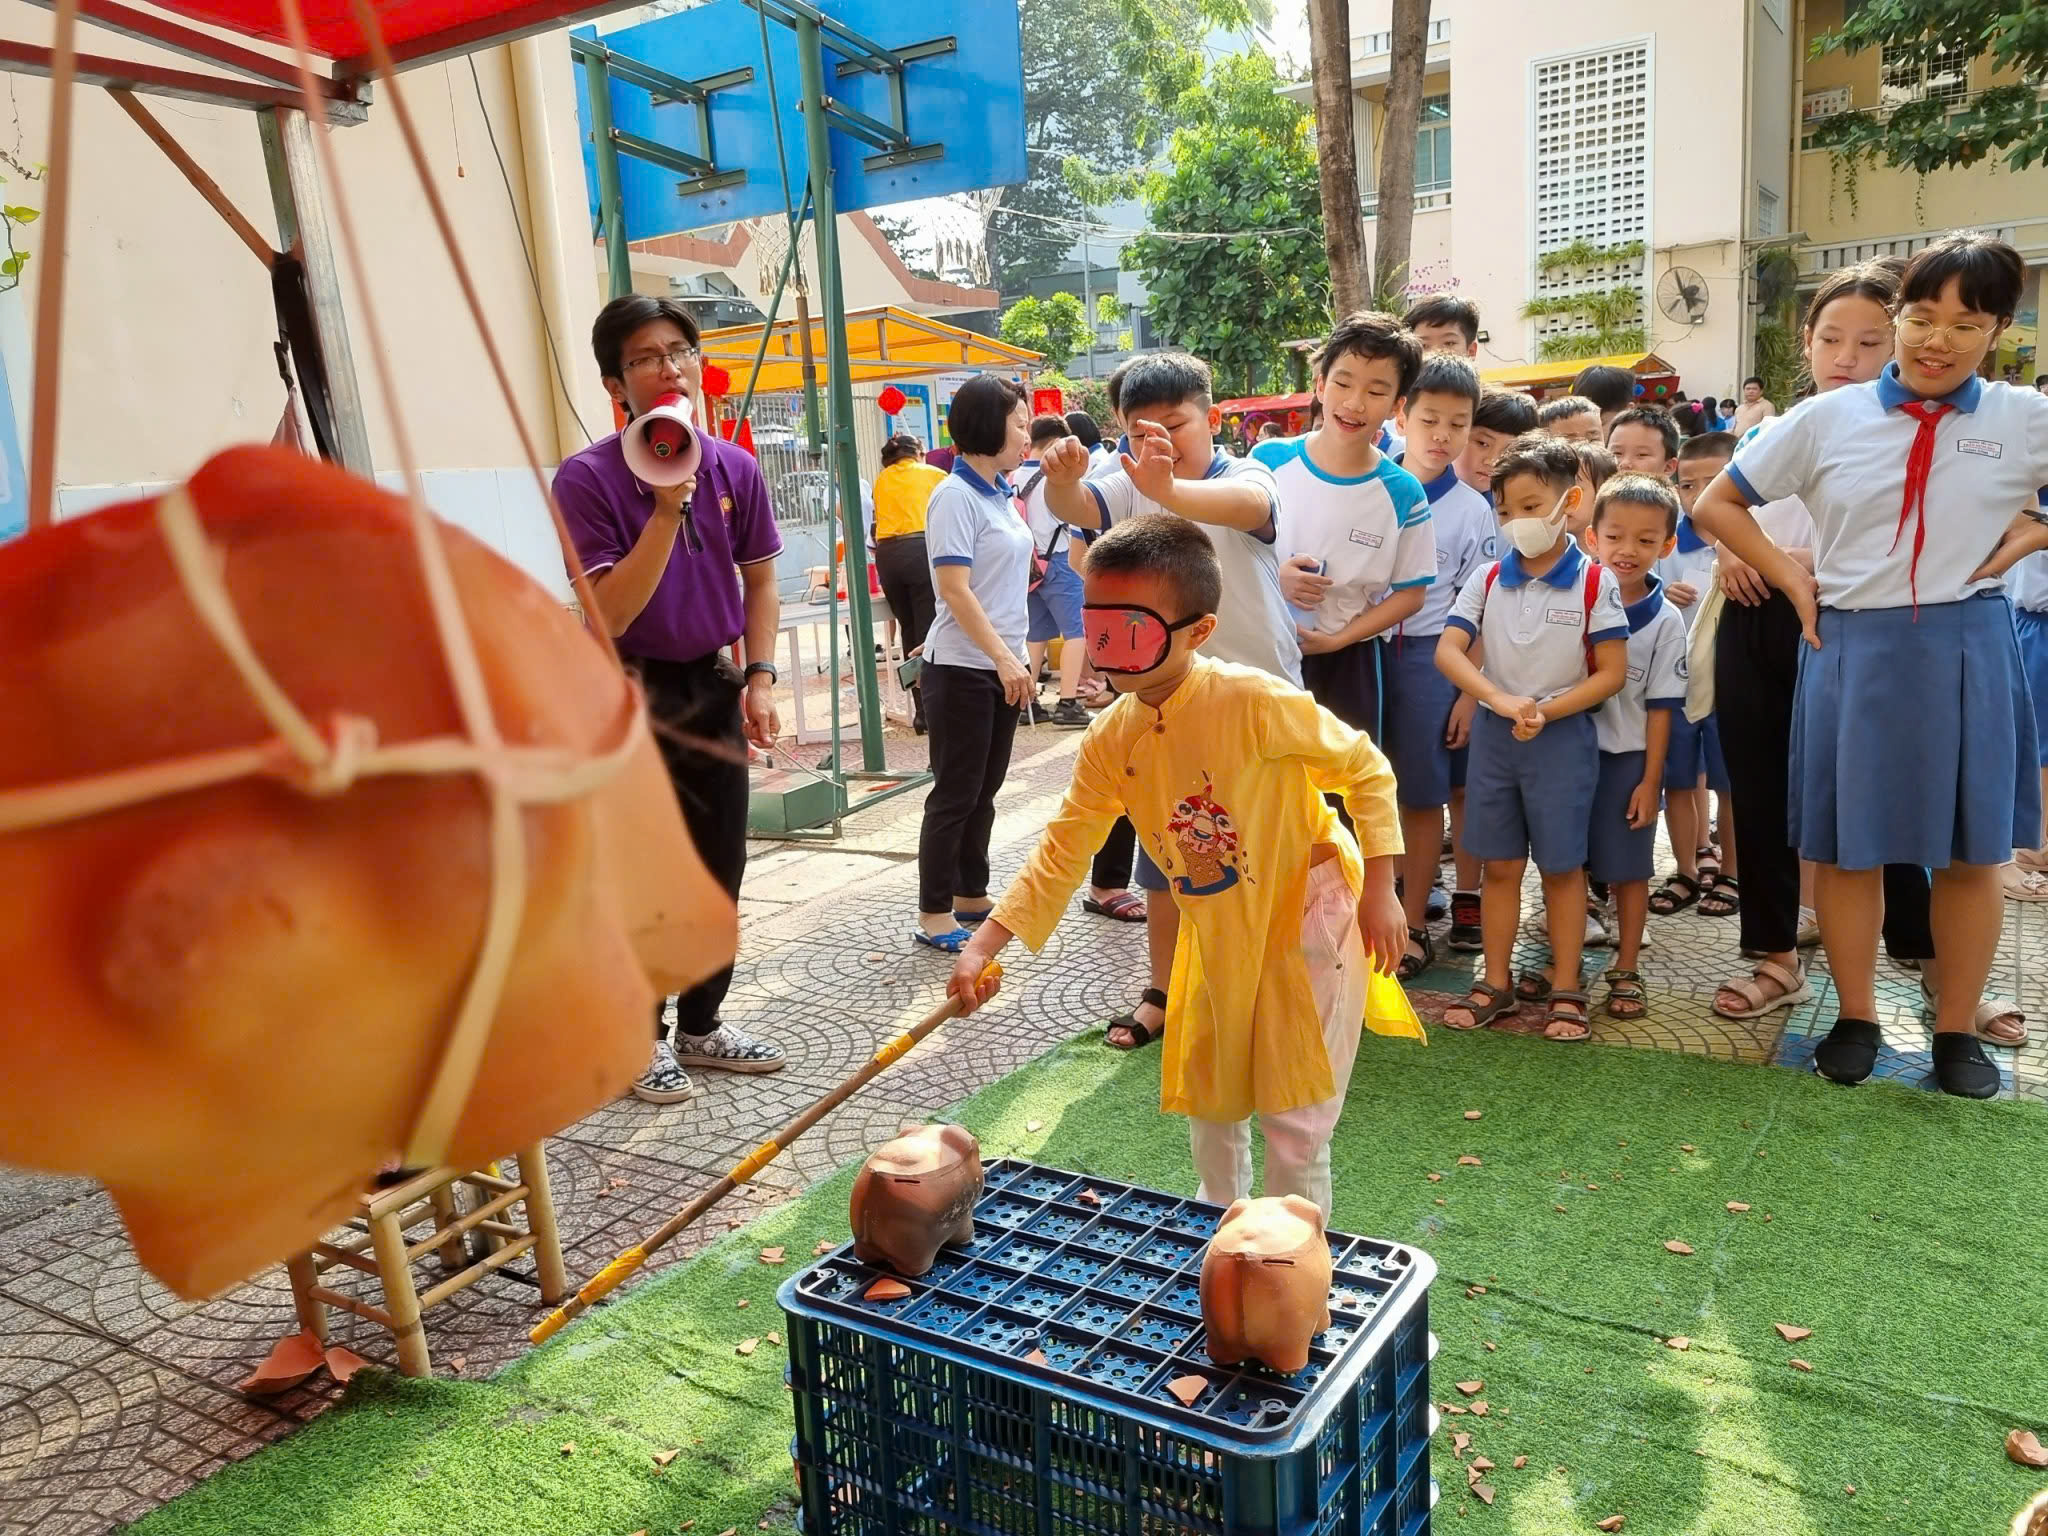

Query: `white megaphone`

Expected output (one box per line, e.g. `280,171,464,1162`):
621,392,702,486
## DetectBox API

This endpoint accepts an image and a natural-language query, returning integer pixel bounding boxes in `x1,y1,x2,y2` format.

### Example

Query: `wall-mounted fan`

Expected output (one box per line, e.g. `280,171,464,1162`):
1658,266,1710,327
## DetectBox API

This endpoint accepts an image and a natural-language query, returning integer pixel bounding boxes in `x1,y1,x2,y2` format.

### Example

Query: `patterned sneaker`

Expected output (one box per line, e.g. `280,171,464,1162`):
631,1040,695,1104
674,1021,788,1075
1446,891,1483,952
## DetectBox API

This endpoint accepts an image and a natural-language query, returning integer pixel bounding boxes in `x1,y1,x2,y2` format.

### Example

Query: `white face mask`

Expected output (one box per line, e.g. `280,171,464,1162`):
1504,490,1573,558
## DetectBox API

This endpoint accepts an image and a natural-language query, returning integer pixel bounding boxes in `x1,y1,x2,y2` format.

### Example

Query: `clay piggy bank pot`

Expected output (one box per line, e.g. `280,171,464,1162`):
849,1125,984,1277
1199,1195,1333,1375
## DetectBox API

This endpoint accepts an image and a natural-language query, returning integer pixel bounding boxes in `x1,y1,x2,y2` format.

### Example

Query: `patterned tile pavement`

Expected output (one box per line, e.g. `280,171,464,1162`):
2,715,2043,1533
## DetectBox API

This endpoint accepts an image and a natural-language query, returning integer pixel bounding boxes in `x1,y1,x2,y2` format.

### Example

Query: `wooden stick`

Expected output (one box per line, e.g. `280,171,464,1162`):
530,967,999,1344
107,88,274,268
26,0,79,532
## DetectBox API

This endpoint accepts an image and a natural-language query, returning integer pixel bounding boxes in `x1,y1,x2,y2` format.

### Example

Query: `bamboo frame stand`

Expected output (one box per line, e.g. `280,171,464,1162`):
285,1145,567,1377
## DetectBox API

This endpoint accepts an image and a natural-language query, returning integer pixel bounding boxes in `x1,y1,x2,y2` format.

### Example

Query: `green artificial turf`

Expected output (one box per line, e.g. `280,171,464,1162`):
129,1030,2048,1536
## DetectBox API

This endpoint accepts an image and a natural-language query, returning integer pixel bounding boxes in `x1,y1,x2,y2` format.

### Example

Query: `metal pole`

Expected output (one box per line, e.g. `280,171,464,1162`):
795,12,884,773
580,48,632,300
259,106,374,475
1079,229,1093,379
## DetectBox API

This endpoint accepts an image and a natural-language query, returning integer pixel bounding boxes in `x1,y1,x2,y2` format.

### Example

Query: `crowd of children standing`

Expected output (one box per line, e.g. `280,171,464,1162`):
930,228,2048,1215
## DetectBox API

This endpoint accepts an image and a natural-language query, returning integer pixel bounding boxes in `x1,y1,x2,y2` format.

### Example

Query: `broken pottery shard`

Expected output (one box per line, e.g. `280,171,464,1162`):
1167,1375,1207,1407
1726,1202,1751,1213
653,1449,680,1467
1464,1111,1482,1121
2007,1429,2048,1468
1456,1381,1485,1396
323,1345,372,1385
863,1277,912,1302
1774,1323,1812,1342
735,1339,759,1357
758,1247,785,1265
1458,1156,1483,1167
1665,1337,1692,1351
1789,1359,1814,1372
1597,1518,1626,1533
237,1329,326,1395
1472,1482,1495,1506
1665,1240,1694,1255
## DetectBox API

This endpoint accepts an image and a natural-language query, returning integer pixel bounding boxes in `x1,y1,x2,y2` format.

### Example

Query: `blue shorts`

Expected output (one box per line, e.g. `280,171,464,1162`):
1461,708,1599,875
1381,636,1459,809
1663,711,1729,792
1449,745,1469,791
1134,847,1168,892
1588,750,1656,885
1027,553,1083,643
2015,608,2048,767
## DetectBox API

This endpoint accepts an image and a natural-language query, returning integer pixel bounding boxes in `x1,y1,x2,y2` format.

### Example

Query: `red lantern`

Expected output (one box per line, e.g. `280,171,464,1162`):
1032,386,1065,417
877,385,909,415
700,363,732,397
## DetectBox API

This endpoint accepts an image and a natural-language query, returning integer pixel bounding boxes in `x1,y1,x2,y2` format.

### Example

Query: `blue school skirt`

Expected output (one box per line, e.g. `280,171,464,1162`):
2014,608,2048,768
1791,594,2041,870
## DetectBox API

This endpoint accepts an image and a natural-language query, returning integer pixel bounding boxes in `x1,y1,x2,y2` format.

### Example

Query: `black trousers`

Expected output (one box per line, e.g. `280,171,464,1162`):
874,535,938,655
1715,591,1936,961
1093,817,1137,890
635,651,749,1038
919,662,1019,913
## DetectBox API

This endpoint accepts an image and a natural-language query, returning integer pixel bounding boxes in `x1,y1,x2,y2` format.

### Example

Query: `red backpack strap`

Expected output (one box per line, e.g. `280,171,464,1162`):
1582,562,1602,673
1483,561,1500,600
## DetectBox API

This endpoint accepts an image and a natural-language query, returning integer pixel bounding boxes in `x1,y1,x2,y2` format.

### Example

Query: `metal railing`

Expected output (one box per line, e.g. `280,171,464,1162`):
1354,16,1451,63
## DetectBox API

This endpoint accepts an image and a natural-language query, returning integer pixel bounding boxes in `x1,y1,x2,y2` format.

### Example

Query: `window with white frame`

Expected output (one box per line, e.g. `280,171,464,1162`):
1879,41,1969,109
1364,92,1452,215
1530,43,1652,347
1756,185,1780,237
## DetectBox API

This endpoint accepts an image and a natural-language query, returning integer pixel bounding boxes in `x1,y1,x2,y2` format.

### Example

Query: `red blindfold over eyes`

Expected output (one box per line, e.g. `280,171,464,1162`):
1082,604,1202,674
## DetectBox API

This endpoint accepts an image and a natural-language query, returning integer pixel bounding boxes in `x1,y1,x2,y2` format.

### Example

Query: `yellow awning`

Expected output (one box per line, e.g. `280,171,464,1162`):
700,305,1042,396
1480,352,1677,391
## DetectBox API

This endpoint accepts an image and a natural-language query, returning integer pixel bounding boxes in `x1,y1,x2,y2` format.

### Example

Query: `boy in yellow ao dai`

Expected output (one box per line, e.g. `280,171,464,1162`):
952,514,1410,1220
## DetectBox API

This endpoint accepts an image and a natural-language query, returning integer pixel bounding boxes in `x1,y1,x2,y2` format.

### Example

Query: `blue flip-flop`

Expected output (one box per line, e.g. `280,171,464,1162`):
953,908,993,926
913,927,974,954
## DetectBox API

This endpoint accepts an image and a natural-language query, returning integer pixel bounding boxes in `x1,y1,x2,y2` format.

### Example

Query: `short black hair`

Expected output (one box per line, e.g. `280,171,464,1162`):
1744,374,1765,390
947,374,1029,456
1899,230,2027,321
1029,413,1069,449
1607,405,1679,459
1721,398,1737,412
1256,420,1287,439
880,432,924,468
1677,430,1737,465
1085,512,1222,618
1400,292,1481,347
1104,357,1139,419
1537,394,1599,428
1593,472,1681,536
1473,386,1538,437
1317,310,1424,397
1490,432,1581,502
1571,364,1637,414
1065,410,1103,449
1406,353,1482,408
591,294,700,381
1573,440,1617,491
1118,353,1213,417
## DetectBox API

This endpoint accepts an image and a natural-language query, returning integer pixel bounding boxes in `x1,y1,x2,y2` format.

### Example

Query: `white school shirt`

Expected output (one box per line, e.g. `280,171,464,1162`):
1736,417,1819,551
1445,540,1630,711
1253,436,1435,637
1727,365,2048,611
1394,461,1496,638
1656,517,1719,632
1594,575,1690,755
1085,449,1303,685
1015,459,1069,560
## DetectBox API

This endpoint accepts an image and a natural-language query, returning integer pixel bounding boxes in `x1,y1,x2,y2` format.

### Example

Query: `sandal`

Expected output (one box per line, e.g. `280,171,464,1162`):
1442,981,1517,1031
1648,872,1703,916
1714,959,1812,1021
1696,847,1722,887
1104,987,1168,1051
1514,969,1555,1005
1544,991,1592,1042
1698,876,1741,917
1921,976,2029,1048
1602,969,1647,1021
1397,926,1434,983
1081,891,1147,923
913,927,974,954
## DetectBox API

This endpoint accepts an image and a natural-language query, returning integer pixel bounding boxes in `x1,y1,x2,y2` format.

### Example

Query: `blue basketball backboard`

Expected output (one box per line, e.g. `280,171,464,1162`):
573,0,1025,240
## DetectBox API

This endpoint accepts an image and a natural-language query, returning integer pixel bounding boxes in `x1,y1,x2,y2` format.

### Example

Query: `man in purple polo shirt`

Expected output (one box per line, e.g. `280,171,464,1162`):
556,295,787,1103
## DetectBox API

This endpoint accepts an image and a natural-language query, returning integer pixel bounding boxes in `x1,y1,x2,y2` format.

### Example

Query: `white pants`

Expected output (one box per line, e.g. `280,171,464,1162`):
1186,858,1367,1224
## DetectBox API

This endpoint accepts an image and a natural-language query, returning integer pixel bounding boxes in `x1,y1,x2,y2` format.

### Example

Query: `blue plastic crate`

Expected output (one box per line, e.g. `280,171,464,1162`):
782,1158,1437,1536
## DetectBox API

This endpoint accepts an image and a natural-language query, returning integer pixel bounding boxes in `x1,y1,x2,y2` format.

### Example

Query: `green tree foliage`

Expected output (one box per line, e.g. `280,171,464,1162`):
1000,291,1092,370
1806,0,2048,174
1124,50,1328,398
988,0,1262,290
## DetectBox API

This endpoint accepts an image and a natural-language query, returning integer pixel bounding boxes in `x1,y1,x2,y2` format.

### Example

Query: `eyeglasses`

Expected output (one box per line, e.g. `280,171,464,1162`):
622,344,701,375
1895,316,1990,351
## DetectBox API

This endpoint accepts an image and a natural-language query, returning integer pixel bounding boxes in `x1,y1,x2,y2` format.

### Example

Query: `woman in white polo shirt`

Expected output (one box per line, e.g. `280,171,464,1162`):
1695,232,2048,1099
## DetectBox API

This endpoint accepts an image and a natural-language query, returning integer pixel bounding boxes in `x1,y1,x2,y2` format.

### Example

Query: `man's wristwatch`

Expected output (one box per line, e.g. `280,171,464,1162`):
743,661,778,685
2021,502,2048,530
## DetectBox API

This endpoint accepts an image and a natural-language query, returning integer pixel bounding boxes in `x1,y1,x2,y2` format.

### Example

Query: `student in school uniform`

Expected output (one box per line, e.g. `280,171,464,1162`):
2009,541,2048,882
1435,434,1630,1041
1693,231,2048,1099
1260,312,1435,745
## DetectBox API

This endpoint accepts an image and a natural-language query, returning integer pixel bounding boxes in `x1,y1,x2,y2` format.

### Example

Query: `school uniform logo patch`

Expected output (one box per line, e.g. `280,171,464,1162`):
1545,609,1585,628
1675,654,1690,679
1627,664,1647,682
1349,529,1384,549
1957,439,2003,459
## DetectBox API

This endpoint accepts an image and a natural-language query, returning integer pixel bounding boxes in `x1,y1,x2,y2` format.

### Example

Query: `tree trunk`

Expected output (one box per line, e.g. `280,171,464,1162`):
1308,0,1367,316
1372,0,1432,309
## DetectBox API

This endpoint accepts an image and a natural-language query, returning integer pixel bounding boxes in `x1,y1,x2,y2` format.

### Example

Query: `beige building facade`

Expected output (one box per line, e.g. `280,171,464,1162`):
1301,0,2045,397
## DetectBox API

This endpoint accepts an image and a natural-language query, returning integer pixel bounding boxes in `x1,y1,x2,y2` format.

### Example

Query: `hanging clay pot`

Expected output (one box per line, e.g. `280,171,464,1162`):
849,1124,983,1277
1199,1196,1333,1375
